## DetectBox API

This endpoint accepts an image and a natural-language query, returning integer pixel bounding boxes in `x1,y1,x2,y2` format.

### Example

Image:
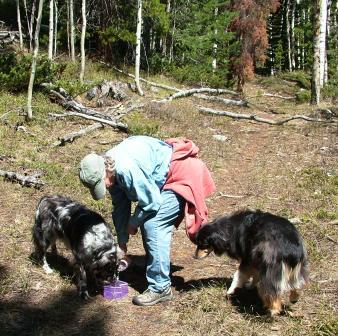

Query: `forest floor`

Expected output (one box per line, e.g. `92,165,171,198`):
0,70,337,336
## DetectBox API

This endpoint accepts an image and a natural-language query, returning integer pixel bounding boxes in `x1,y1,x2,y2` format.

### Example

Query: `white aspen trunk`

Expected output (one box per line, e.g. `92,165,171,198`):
212,7,218,72
301,7,306,69
150,28,155,52
54,0,58,57
69,0,76,62
48,0,54,59
29,0,36,52
135,0,144,96
16,0,23,49
324,0,331,83
162,0,171,56
291,0,296,69
311,0,322,105
319,0,328,86
268,14,274,75
27,0,44,120
169,0,176,64
296,0,301,69
285,0,292,71
23,0,31,49
80,0,86,83
67,0,70,58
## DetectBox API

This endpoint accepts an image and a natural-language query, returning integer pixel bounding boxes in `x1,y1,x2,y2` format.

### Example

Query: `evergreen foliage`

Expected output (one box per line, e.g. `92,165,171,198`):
0,51,63,92
0,0,336,95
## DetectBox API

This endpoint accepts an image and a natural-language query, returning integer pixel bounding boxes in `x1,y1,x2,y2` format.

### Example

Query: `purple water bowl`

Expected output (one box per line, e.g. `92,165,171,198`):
103,280,129,300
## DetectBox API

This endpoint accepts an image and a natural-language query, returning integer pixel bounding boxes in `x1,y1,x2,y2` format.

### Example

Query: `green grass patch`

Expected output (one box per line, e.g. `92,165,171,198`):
126,112,160,137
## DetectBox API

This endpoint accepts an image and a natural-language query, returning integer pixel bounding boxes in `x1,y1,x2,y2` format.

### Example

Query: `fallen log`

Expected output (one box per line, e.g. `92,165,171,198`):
52,123,104,147
47,88,128,131
158,88,239,103
48,111,128,132
0,169,45,189
198,106,331,125
194,94,248,107
49,89,115,121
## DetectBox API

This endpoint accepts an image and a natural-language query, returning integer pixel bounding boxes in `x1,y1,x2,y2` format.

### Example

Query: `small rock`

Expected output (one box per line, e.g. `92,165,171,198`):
213,134,229,142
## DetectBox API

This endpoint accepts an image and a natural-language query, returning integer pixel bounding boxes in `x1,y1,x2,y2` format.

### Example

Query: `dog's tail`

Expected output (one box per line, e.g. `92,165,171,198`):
258,256,309,300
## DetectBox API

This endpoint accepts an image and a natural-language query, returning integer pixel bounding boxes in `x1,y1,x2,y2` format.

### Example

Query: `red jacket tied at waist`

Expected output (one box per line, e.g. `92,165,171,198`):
163,138,216,242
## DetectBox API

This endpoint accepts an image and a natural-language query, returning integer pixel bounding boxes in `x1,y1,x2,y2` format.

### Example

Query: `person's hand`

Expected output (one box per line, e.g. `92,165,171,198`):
119,243,127,253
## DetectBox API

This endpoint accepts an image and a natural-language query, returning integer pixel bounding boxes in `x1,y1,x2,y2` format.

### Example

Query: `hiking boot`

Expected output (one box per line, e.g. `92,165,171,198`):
132,287,173,306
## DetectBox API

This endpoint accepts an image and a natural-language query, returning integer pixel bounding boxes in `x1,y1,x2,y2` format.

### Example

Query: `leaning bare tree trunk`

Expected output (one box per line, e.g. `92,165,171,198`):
16,0,23,49
69,0,76,62
135,0,144,96
311,0,322,105
80,0,86,82
27,0,44,120
48,0,54,59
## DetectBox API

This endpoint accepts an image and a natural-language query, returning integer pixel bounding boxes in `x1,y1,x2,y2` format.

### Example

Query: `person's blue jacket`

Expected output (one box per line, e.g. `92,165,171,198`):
106,136,172,244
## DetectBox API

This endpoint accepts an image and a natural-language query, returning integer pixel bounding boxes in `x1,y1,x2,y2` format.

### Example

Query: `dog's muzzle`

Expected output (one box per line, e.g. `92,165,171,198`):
194,247,213,259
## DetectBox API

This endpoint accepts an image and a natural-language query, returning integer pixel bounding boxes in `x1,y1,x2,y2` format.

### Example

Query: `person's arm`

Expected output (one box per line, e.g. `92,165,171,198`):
109,186,131,245
118,164,163,229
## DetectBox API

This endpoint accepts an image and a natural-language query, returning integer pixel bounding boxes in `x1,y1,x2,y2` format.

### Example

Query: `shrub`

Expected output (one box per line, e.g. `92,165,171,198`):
296,89,311,103
0,51,64,92
278,71,311,89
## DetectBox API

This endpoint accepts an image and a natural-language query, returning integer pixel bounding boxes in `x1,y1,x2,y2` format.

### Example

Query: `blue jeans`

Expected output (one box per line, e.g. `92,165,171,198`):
140,189,185,293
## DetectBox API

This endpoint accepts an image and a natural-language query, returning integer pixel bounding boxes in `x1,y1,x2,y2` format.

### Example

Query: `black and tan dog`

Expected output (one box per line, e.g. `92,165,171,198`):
195,209,309,316
33,195,124,299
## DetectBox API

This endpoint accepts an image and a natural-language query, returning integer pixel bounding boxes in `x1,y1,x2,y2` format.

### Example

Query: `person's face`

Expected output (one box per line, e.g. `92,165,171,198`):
104,170,115,188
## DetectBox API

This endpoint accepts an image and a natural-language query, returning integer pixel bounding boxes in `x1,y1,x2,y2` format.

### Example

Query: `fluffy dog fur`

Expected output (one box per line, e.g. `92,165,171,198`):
195,209,309,316
33,195,124,299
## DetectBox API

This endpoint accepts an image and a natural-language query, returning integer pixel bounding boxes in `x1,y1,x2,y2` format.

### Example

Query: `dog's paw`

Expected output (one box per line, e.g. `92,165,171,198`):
43,264,54,274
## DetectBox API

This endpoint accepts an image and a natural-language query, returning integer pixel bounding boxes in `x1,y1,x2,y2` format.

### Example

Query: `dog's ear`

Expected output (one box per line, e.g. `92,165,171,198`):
209,232,227,256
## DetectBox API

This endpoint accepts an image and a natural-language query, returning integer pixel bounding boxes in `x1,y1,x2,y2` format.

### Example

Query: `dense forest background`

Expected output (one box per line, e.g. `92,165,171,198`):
0,0,337,103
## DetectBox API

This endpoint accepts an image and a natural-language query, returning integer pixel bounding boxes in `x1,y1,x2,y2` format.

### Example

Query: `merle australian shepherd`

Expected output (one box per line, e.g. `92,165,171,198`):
33,195,124,299
195,209,309,316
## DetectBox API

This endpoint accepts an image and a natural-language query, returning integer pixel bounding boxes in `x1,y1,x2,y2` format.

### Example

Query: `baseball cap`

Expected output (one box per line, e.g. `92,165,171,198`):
79,153,106,200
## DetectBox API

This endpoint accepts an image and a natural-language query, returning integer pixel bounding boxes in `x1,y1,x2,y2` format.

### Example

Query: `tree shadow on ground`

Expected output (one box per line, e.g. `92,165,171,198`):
1,262,112,336
0,290,113,336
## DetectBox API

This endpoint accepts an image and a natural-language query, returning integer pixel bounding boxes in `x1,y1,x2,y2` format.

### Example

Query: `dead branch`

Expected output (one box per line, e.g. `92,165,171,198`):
106,63,181,92
248,93,296,100
215,192,245,199
49,111,128,132
46,87,128,131
158,88,239,103
49,89,115,121
0,169,44,189
198,106,330,125
194,94,248,107
52,123,104,147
